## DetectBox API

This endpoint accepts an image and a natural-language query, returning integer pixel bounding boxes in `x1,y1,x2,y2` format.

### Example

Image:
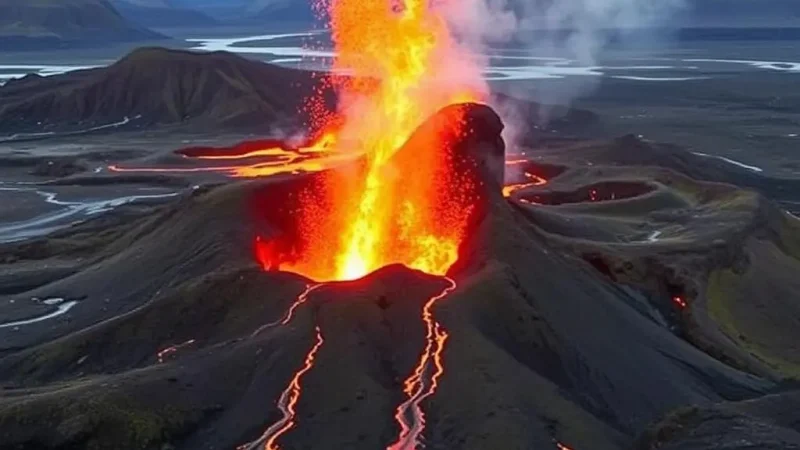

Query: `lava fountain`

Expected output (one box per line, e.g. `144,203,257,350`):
249,0,489,283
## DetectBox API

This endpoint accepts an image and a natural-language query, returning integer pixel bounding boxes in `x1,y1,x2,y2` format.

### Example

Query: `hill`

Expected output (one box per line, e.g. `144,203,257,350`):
0,47,332,133
0,0,162,50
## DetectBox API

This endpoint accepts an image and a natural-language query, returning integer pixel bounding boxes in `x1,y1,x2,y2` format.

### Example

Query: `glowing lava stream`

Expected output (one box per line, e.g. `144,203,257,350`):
188,133,337,160
388,277,457,450
503,171,548,198
108,148,356,179
250,284,324,338
240,326,325,450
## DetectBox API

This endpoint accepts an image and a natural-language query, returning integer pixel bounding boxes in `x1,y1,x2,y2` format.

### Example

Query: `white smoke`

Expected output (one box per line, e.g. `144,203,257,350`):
439,0,686,145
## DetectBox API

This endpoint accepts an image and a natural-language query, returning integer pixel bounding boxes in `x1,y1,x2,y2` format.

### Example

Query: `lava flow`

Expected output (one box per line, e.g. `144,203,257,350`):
503,171,548,197
239,326,325,450
108,133,354,179
388,278,457,450
249,283,324,339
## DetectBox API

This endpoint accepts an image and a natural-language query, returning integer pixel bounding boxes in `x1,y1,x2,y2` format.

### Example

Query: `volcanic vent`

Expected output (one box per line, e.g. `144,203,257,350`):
250,103,505,283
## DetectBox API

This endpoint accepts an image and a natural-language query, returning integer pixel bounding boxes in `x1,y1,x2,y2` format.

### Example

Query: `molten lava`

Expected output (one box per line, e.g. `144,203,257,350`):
108,134,355,179
312,0,486,281
389,278,457,450
503,171,548,197
112,0,488,283
249,283,324,339
240,326,325,450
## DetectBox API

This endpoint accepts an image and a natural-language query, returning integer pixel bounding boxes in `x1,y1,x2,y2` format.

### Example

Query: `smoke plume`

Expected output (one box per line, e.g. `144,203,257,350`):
439,0,685,145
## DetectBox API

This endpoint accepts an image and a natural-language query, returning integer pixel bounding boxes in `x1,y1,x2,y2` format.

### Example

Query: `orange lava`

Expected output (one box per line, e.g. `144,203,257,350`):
280,284,324,326
190,132,337,160
285,0,487,282
672,296,688,309
240,326,325,450
505,158,529,165
503,171,548,197
556,442,574,450
112,1,488,283
249,283,324,339
108,140,355,179
388,277,456,450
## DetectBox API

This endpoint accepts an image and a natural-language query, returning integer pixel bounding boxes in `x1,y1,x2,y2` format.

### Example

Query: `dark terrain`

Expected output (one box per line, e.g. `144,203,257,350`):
0,48,335,134
0,0,162,50
1,49,800,450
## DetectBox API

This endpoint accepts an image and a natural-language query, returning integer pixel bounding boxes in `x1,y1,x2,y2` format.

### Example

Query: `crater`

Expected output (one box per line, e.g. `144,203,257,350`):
518,180,656,206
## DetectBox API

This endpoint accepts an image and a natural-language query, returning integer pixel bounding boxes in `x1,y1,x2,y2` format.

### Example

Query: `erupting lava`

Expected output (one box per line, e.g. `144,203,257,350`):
239,0,492,283
112,0,490,283
314,0,486,281
126,1,496,448
242,0,494,446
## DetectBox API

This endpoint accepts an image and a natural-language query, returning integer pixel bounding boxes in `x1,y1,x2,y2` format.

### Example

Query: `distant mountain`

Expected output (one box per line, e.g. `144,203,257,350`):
0,48,333,132
243,0,318,24
111,0,219,28
684,0,800,27
0,0,162,50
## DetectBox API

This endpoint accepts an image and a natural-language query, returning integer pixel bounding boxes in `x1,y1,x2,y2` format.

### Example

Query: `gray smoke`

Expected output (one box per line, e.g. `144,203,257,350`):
440,0,685,145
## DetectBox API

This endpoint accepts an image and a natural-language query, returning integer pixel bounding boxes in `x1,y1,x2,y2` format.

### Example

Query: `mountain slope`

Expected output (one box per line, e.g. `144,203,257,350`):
0,0,161,49
0,47,332,132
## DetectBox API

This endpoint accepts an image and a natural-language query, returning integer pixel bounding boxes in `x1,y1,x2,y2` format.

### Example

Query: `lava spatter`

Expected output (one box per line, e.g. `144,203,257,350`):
239,325,325,450
388,277,457,450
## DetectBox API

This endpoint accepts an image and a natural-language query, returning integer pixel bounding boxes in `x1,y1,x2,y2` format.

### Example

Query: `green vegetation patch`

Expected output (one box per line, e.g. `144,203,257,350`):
706,269,800,379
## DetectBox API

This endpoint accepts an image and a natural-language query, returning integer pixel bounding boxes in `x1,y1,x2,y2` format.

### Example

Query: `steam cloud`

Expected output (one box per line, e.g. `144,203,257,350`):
439,0,686,145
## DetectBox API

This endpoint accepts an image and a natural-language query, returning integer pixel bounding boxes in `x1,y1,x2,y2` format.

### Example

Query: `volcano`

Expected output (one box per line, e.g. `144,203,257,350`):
3,102,800,450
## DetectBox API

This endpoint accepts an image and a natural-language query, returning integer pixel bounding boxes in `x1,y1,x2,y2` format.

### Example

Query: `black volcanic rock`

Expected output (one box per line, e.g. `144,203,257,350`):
0,47,334,133
0,0,162,50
